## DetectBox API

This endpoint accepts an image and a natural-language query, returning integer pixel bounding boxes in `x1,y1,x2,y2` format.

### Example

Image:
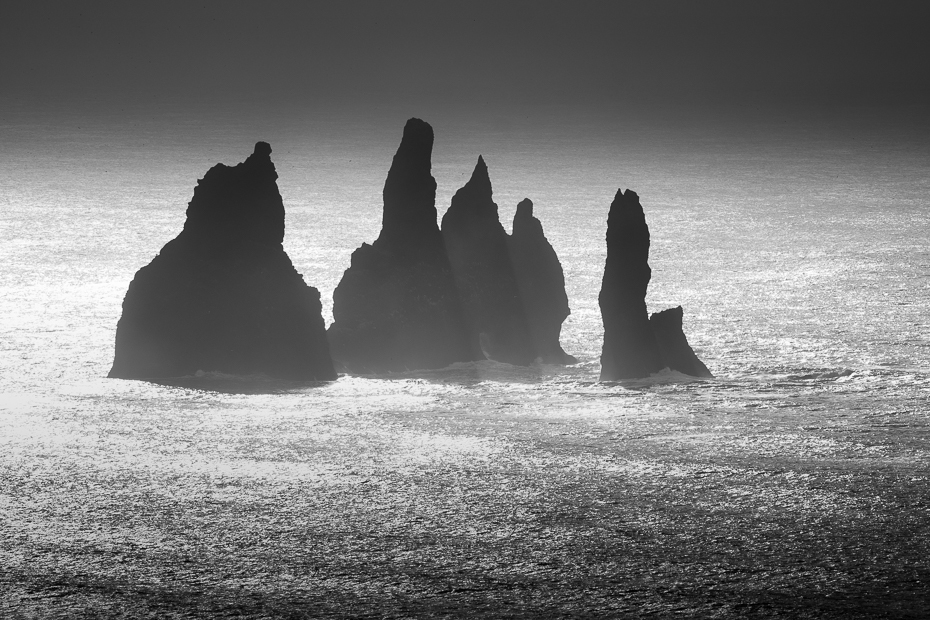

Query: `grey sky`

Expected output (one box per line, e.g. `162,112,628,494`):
3,1,928,118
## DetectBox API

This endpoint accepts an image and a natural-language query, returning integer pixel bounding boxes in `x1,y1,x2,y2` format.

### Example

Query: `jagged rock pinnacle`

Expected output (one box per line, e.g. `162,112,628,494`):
598,188,711,379
379,118,439,244
453,156,494,213
328,118,475,373
508,198,577,365
469,155,492,196
598,188,664,379
442,156,534,365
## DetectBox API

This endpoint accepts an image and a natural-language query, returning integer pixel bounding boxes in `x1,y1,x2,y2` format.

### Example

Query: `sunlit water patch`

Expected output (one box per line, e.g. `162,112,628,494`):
1,117,928,616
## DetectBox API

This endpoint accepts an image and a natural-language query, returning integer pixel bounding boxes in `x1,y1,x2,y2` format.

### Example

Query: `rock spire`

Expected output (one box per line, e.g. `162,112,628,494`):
598,188,711,380
508,198,577,364
598,189,666,379
441,157,535,365
327,118,476,372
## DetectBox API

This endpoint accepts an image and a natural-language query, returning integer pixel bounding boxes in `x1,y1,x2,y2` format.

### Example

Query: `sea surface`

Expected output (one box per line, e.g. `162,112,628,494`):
1,107,929,618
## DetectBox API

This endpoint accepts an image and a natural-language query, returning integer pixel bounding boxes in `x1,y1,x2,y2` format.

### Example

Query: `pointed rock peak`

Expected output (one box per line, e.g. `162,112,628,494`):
464,155,492,197
612,188,641,206
515,198,534,219
253,141,272,157
473,155,489,179
610,188,646,220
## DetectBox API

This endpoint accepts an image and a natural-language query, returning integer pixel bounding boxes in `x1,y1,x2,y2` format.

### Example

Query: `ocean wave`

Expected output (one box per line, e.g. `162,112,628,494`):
147,370,331,395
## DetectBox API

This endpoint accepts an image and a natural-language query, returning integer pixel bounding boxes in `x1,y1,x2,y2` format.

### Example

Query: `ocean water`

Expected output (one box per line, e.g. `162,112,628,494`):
1,109,929,617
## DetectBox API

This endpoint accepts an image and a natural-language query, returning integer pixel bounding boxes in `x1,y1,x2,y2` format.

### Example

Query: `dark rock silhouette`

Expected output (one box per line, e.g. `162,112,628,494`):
598,189,665,379
507,198,577,364
650,306,713,378
327,118,476,373
599,189,711,380
109,142,336,381
441,157,535,365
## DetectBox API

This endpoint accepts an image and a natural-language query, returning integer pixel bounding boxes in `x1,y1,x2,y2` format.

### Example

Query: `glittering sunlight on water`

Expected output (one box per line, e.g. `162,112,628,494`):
1,115,928,616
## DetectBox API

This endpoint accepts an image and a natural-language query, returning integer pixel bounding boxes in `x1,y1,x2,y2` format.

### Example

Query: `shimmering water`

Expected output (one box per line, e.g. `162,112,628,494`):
1,110,929,617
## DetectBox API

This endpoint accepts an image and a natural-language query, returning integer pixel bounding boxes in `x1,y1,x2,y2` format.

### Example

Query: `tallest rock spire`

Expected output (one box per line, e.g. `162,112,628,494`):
327,119,476,372
379,118,439,242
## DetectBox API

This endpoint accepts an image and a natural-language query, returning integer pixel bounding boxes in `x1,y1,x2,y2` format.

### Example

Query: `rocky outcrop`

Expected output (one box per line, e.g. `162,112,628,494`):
508,199,577,364
598,188,711,380
109,142,336,381
598,189,665,380
441,157,535,365
650,306,713,378
327,118,476,373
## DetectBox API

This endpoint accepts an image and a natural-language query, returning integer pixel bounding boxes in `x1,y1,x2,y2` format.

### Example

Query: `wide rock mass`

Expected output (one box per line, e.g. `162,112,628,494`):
441,157,535,365
650,306,713,378
109,142,336,381
507,199,577,364
327,119,476,372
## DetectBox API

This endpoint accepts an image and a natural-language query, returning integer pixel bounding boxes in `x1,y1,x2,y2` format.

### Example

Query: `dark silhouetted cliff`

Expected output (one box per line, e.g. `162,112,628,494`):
109,142,336,381
650,306,713,378
327,119,476,372
441,157,535,365
598,189,664,379
507,199,577,364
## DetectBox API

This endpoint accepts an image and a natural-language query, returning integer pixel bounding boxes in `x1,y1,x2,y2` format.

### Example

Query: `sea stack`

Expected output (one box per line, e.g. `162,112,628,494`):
327,118,476,373
109,142,336,381
599,189,712,380
598,189,665,379
650,306,713,378
508,199,577,364
441,157,535,365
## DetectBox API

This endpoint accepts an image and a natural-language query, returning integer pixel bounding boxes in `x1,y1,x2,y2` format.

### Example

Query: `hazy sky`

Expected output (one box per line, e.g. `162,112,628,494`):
3,0,928,122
